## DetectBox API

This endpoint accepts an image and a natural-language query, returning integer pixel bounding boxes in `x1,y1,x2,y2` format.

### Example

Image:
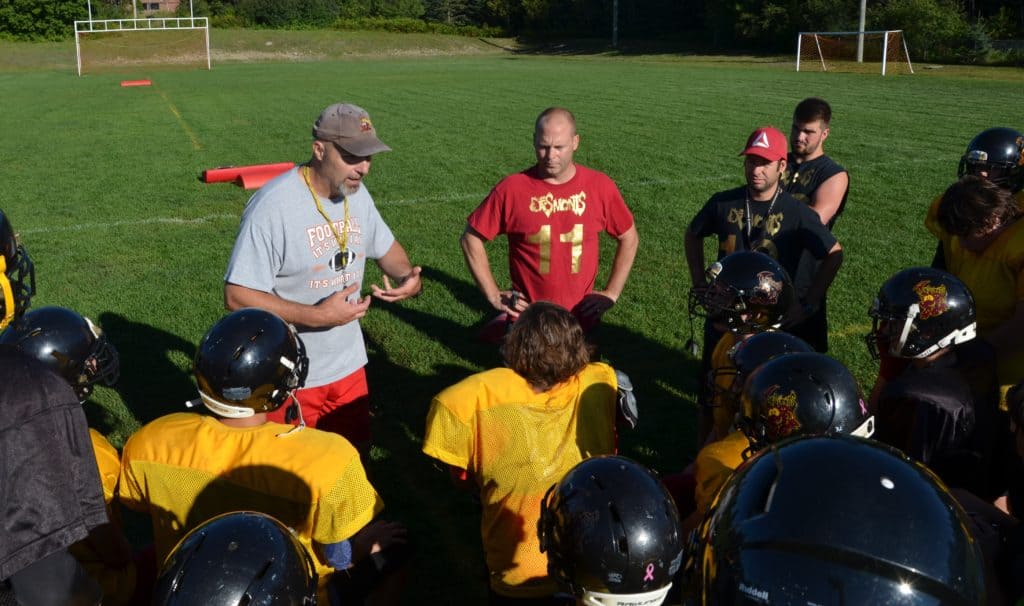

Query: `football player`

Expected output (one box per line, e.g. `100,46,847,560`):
688,250,795,443
866,267,1005,499
0,306,135,604
538,456,683,606
153,511,317,604
685,435,987,605
120,308,408,605
0,208,35,330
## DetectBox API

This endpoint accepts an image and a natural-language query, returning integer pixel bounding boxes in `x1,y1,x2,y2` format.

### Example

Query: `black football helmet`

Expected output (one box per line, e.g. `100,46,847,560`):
154,511,317,605
0,209,35,329
958,127,1024,193
866,267,976,360
708,331,813,408
739,352,873,450
194,308,308,418
689,435,987,605
539,455,684,606
689,251,794,334
0,306,119,402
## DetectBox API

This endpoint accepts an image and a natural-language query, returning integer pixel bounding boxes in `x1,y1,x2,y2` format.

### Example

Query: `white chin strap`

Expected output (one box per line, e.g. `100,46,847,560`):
197,393,256,418
893,303,977,359
850,415,875,439
581,584,672,606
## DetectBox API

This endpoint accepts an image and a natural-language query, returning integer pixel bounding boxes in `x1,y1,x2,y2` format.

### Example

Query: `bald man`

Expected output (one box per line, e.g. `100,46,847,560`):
461,107,639,342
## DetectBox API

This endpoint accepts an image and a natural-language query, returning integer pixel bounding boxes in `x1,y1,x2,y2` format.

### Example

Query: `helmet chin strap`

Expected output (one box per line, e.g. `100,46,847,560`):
276,392,306,437
581,585,672,606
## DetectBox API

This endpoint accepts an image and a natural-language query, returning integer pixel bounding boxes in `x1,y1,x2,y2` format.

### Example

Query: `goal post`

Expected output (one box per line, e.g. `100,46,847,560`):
74,16,211,76
796,30,914,76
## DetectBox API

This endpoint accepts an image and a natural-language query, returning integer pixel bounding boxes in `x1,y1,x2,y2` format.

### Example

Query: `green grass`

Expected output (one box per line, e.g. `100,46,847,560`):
1,34,1021,602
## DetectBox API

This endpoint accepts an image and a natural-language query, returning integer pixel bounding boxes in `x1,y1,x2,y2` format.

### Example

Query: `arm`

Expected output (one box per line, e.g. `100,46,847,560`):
684,228,708,289
371,240,422,302
460,225,526,315
593,224,639,302
803,242,843,309
224,282,370,330
808,171,848,226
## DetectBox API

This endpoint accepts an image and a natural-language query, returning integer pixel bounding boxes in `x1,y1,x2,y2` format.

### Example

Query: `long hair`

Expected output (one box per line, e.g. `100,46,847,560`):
938,175,1020,237
501,302,592,392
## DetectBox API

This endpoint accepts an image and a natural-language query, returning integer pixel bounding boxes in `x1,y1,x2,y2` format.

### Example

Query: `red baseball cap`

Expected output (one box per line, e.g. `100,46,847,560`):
740,126,787,162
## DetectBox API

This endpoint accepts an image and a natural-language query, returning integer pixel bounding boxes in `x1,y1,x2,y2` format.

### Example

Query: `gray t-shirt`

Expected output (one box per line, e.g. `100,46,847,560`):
225,167,395,387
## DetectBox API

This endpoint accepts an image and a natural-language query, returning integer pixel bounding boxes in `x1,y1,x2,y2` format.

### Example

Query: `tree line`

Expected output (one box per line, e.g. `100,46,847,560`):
2,0,1022,63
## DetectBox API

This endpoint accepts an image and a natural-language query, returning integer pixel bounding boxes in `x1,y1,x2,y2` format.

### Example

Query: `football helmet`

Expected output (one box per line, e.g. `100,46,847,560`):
690,435,987,605
688,251,793,334
958,127,1024,193
866,267,976,360
193,308,308,418
539,455,684,606
708,331,813,406
739,351,873,449
154,511,317,605
0,209,35,329
0,306,119,402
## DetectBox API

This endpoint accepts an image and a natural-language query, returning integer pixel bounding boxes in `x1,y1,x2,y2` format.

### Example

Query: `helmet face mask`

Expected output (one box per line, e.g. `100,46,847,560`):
0,211,36,329
865,268,976,360
194,309,309,418
957,127,1024,193
689,252,794,335
538,456,683,606
710,332,814,410
0,306,118,402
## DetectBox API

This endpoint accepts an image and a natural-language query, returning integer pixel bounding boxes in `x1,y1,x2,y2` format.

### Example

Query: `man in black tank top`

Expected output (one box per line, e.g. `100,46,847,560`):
783,97,849,352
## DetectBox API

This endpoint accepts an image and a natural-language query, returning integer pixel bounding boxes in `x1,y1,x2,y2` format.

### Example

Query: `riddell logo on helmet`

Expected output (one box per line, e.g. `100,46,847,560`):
913,280,948,320
738,582,769,603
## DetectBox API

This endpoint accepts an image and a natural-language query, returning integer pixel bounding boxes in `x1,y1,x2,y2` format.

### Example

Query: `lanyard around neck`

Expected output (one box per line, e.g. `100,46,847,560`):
744,186,781,249
302,165,349,254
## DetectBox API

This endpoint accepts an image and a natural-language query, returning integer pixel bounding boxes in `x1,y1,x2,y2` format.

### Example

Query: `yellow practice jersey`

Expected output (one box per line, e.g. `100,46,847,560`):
423,363,618,598
120,413,382,599
693,430,751,516
90,429,120,505
926,191,1024,397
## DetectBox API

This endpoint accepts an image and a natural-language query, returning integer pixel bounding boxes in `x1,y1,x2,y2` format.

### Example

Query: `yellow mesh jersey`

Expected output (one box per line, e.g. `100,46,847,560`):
120,412,382,598
709,332,741,440
90,429,120,505
693,430,750,515
926,191,1024,401
423,363,618,598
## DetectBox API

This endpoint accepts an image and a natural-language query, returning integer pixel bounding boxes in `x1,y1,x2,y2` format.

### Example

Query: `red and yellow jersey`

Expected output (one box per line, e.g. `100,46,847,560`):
693,430,751,515
120,413,382,600
926,191,1024,396
468,165,634,310
422,363,618,598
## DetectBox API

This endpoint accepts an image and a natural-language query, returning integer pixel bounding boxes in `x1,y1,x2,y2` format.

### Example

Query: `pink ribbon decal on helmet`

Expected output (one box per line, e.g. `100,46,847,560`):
644,563,655,582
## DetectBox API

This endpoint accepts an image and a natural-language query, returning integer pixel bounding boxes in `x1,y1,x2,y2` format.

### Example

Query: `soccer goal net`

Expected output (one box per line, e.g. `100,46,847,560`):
74,17,211,76
796,30,914,76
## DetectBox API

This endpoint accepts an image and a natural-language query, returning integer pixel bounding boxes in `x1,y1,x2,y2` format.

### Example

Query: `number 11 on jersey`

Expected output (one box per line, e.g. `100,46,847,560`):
526,224,583,274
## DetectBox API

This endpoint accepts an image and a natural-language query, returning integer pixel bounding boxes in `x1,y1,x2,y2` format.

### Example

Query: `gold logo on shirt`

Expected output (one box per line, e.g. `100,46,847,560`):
530,191,587,217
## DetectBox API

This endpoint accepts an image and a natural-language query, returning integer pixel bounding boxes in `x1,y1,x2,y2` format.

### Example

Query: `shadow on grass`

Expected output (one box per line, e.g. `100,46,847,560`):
483,36,789,62
99,311,197,425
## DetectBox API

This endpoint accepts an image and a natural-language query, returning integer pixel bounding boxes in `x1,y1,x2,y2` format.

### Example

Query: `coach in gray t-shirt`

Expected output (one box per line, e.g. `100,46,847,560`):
224,102,422,449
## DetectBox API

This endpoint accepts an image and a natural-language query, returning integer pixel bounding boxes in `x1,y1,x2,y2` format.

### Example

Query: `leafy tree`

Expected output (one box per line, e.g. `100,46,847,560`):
0,0,87,40
870,0,970,61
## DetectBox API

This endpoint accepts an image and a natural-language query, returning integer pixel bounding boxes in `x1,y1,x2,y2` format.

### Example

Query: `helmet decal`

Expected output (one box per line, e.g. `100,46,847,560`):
913,280,948,320
643,563,655,582
761,385,801,440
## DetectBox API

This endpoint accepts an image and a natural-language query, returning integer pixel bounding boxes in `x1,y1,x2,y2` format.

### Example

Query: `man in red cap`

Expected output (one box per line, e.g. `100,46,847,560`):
684,126,844,444
224,102,422,452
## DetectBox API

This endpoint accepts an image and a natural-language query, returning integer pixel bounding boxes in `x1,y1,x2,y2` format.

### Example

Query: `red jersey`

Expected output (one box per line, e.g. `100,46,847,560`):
468,165,634,310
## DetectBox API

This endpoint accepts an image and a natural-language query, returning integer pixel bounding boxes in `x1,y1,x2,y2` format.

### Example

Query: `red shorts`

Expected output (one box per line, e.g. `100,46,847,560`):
268,367,371,446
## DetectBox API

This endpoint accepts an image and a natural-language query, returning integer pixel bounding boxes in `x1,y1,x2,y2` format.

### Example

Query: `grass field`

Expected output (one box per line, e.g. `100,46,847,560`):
1,30,1021,602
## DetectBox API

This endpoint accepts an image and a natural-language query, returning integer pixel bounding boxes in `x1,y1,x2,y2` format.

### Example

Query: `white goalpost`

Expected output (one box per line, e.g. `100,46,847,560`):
74,1,211,76
796,30,914,76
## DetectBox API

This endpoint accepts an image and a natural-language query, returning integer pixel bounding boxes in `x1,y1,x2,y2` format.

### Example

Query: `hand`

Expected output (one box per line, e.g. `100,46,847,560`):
351,520,409,561
372,266,422,303
492,289,530,319
575,291,616,322
315,283,371,327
